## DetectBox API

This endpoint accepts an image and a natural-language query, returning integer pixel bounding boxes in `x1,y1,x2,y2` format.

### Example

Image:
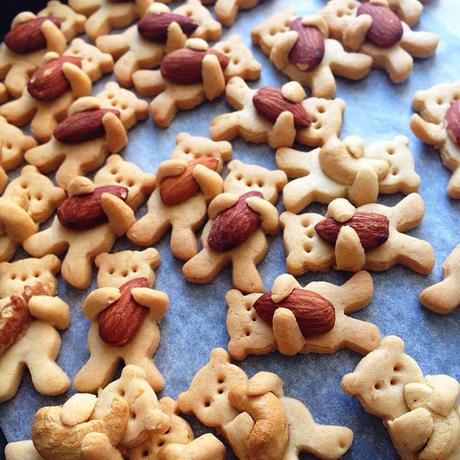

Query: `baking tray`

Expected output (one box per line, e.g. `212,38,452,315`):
0,0,459,459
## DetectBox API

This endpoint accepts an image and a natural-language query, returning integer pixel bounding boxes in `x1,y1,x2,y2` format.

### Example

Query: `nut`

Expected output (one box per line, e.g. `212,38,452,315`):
138,13,198,42
357,3,403,48
289,18,325,71
160,48,229,84
160,157,219,206
253,87,311,128
28,56,82,102
314,211,390,250
253,288,336,337
4,16,61,54
57,185,128,230
54,109,120,144
208,191,262,252
0,283,50,357
98,278,149,347
445,101,460,146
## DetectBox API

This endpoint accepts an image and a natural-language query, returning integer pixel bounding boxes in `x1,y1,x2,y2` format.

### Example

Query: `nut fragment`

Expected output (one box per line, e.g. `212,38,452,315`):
289,18,325,71
445,101,460,146
138,13,198,42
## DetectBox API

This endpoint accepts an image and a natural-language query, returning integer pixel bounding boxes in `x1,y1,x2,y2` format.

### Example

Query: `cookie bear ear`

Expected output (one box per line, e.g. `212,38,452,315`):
341,373,362,396
272,170,288,189
143,248,161,269
94,252,109,269
382,335,405,353
176,390,192,412
0,261,9,277
210,347,231,364
42,254,61,273
176,132,191,144
227,160,241,172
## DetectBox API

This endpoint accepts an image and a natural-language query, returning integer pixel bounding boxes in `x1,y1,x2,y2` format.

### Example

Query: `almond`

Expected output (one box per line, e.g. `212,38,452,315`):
4,16,61,54
445,101,460,145
253,87,311,128
314,211,390,250
98,278,149,347
160,48,229,84
208,191,262,252
160,157,219,206
27,56,82,102
54,109,120,144
0,283,50,357
138,13,198,42
253,288,335,337
57,185,128,230
357,3,403,48
289,18,325,71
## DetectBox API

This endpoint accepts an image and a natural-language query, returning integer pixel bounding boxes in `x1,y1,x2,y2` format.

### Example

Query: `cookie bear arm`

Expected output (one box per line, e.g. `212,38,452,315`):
102,113,128,153
83,287,121,320
130,288,169,320
28,296,70,330
192,165,223,201
246,196,279,235
62,63,92,99
101,193,135,237
41,18,67,54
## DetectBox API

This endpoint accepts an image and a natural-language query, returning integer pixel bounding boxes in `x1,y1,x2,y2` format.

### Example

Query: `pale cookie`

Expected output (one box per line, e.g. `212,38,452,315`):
0,12,66,99
281,194,435,275
0,52,92,142
0,165,65,262
210,78,345,149
0,115,37,172
0,273,70,401
25,97,128,190
127,133,232,261
410,80,460,198
23,157,154,289
277,135,420,213
133,35,261,128
39,1,86,41
252,11,373,98
226,271,380,360
342,336,460,460
321,0,438,83
202,0,262,27
96,1,222,87
361,0,428,26
420,244,460,314
158,433,226,460
74,248,168,393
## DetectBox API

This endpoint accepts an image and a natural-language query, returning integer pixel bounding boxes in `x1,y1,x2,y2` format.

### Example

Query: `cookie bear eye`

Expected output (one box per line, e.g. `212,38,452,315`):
121,270,129,277
109,268,115,275
245,179,253,186
203,399,212,407
393,363,402,372
110,168,118,174
131,265,138,273
127,179,134,187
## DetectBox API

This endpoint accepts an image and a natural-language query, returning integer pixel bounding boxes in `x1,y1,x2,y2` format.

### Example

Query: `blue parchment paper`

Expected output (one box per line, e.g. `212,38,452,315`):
0,0,459,458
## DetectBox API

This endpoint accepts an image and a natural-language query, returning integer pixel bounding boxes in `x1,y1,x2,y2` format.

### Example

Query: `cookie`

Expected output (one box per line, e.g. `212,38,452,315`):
410,80,460,198
281,194,435,275
321,0,438,83
23,157,155,289
210,78,345,149
342,336,460,460
362,0,428,26
277,135,420,213
39,1,86,41
203,0,263,27
0,12,66,99
133,35,261,128
127,133,232,261
96,2,221,88
226,271,380,360
0,257,70,401
0,84,8,104
252,11,372,98
157,433,226,460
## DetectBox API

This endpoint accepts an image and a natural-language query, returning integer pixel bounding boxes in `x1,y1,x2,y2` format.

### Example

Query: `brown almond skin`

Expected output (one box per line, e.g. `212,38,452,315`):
314,211,390,250
253,87,311,128
160,48,229,84
4,16,61,54
357,3,403,48
57,185,128,230
289,18,325,71
138,13,198,42
160,157,219,206
253,288,336,337
27,56,82,102
98,278,149,347
208,191,262,252
54,109,120,144
445,101,460,146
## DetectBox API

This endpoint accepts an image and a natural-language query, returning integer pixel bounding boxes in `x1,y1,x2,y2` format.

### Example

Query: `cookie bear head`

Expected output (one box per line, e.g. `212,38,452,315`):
95,248,161,289
341,336,425,420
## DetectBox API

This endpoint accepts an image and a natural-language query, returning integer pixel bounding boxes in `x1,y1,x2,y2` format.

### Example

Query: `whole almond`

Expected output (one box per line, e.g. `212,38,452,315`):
357,3,403,48
138,13,198,42
54,109,120,144
98,278,149,347
314,211,390,250
57,185,128,230
160,48,229,84
160,157,219,206
445,101,460,145
289,18,325,71
254,288,336,337
4,16,61,54
253,87,311,128
208,191,262,252
28,56,82,102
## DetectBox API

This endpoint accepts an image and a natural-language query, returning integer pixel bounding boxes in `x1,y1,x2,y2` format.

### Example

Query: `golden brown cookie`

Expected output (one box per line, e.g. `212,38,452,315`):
362,0,428,26
39,1,86,41
203,0,263,27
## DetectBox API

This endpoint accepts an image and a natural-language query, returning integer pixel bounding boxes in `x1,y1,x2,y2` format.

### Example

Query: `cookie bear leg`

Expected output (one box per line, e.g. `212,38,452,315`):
0,355,25,402
30,109,61,143
382,47,413,84
210,112,244,142
124,355,164,392
4,64,33,99
232,256,264,293
151,92,179,128
128,212,170,247
329,42,373,82
447,167,460,199
85,10,111,42
0,95,36,127
310,65,337,100
214,0,239,27
81,432,124,460
114,52,140,88
170,223,200,261
74,352,120,393
24,143,65,174
420,277,460,314
182,250,228,285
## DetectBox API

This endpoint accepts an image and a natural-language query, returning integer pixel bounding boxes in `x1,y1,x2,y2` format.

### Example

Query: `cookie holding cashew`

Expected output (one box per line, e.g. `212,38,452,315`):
281,194,435,276
252,11,372,98
210,78,345,149
321,0,438,83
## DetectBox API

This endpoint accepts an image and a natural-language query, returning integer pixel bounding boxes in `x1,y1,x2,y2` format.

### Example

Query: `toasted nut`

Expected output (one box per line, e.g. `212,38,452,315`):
289,18,325,71
138,13,198,42
445,101,460,145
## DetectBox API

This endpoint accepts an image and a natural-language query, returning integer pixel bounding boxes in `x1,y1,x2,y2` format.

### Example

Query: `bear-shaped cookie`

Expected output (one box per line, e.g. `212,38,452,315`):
38,1,86,41
361,0,428,26
202,0,263,27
